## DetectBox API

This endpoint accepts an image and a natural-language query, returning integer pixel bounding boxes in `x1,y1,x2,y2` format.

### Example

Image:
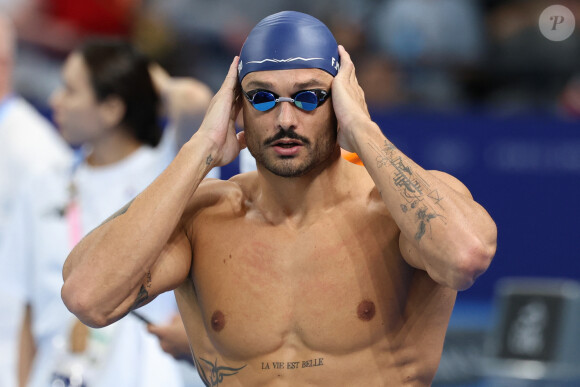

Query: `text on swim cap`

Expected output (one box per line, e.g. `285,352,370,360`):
332,57,340,72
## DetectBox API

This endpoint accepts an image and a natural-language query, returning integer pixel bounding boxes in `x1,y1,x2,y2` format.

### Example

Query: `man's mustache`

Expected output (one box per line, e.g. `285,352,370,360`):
264,129,311,146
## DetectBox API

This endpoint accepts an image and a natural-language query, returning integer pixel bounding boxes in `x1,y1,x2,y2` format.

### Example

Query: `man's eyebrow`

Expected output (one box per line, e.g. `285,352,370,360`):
244,80,274,90
294,79,328,89
244,78,329,91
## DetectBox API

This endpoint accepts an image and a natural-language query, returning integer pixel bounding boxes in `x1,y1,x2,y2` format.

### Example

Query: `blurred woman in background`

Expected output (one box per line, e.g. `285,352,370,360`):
0,39,210,387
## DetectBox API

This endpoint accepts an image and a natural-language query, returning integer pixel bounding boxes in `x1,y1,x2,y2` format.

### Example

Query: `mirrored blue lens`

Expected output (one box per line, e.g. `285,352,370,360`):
294,91,319,111
252,91,276,111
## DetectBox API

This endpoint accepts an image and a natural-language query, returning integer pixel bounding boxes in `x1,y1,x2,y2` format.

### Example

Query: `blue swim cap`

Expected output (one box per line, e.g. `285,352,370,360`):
238,11,340,82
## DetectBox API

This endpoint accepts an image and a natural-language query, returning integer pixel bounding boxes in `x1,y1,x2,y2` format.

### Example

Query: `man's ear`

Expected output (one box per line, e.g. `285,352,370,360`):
99,95,126,129
237,131,247,149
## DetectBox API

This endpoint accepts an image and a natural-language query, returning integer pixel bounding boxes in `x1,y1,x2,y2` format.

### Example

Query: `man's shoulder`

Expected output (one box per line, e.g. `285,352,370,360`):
190,172,256,215
345,162,389,213
228,170,259,193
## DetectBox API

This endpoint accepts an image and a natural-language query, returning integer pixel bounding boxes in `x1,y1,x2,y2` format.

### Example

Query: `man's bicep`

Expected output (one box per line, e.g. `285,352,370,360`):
150,223,193,295
121,177,232,315
121,178,225,307
125,178,224,313
114,225,192,317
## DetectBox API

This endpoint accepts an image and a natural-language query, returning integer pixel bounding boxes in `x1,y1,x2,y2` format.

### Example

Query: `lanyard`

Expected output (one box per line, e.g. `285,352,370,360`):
65,149,86,249
66,192,82,249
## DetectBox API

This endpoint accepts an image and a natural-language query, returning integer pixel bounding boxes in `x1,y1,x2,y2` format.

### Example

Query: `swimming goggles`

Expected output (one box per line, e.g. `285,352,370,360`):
242,89,330,112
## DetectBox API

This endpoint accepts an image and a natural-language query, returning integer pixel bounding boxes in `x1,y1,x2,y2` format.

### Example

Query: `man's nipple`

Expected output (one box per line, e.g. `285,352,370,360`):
211,310,226,332
357,300,376,322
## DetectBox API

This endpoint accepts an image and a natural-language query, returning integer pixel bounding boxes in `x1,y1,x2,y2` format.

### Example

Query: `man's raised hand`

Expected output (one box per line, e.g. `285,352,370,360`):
332,45,372,153
194,56,244,167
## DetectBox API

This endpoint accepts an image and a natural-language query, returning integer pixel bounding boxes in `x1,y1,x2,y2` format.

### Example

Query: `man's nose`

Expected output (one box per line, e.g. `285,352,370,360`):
276,98,298,130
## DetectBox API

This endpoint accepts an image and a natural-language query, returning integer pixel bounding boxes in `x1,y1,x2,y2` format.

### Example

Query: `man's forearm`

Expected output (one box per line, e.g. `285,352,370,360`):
62,137,215,324
354,123,450,243
352,122,496,289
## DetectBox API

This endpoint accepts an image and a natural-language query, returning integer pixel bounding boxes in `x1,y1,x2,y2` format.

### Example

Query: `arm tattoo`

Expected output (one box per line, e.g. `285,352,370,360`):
196,356,246,386
131,285,149,310
130,270,152,311
369,140,447,241
206,154,214,166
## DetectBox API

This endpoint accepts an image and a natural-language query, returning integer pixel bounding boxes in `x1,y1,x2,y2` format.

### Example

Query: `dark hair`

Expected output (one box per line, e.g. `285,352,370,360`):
78,39,161,147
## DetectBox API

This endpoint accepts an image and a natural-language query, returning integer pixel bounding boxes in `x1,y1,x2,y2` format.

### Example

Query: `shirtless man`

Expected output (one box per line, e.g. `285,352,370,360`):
62,11,497,386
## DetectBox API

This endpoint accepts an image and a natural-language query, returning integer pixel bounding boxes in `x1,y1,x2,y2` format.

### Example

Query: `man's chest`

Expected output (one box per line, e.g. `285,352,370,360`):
189,214,414,358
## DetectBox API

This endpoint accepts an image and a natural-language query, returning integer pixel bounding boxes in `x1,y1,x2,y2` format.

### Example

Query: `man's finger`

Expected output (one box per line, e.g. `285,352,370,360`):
220,56,240,92
338,45,354,74
338,45,349,62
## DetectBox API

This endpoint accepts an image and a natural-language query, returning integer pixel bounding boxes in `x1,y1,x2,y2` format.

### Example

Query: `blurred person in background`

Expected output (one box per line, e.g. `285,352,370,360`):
6,0,141,104
0,13,72,387
370,0,484,108
0,39,210,387
148,62,215,168
355,53,407,110
560,74,580,118
474,0,580,110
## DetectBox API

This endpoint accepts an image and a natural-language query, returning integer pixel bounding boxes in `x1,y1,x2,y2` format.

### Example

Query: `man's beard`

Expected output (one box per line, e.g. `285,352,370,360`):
246,128,337,178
